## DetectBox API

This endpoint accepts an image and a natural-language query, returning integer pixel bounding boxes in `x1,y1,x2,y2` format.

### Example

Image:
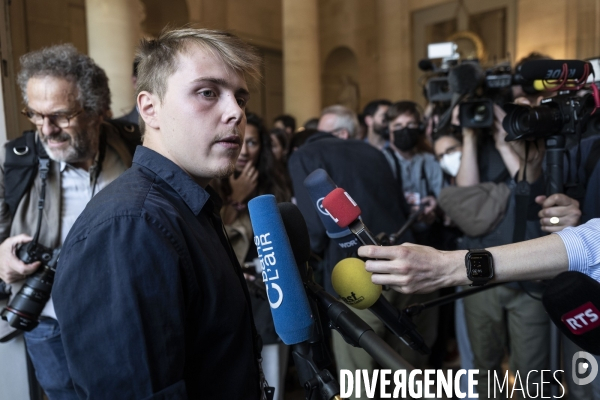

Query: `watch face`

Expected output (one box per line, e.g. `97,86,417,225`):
469,254,493,278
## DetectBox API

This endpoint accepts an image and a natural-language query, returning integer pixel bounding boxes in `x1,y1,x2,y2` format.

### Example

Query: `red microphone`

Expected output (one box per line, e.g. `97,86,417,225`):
322,188,380,246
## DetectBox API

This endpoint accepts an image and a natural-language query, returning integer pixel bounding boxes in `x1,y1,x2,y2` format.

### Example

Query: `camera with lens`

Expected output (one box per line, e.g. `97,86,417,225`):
0,243,60,331
502,92,595,141
458,62,514,129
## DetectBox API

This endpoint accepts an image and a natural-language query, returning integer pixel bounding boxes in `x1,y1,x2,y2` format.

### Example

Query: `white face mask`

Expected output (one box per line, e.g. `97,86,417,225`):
439,151,462,177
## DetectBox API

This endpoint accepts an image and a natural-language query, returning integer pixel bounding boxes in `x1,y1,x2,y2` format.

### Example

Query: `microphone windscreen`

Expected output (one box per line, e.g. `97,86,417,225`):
332,258,382,310
322,188,361,229
303,169,359,250
277,202,311,266
448,62,483,95
518,60,592,82
418,59,435,72
248,195,314,345
542,271,600,355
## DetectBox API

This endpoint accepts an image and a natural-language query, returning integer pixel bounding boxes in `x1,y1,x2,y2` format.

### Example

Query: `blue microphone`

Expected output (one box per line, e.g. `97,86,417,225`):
248,195,314,345
303,169,360,251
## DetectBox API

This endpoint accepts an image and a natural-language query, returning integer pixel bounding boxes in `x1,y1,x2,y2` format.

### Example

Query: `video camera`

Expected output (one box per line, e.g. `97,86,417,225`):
502,59,598,141
420,42,514,129
0,243,60,331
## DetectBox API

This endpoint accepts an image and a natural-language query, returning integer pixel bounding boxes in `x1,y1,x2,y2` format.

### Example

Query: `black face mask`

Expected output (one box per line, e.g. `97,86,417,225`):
392,127,420,151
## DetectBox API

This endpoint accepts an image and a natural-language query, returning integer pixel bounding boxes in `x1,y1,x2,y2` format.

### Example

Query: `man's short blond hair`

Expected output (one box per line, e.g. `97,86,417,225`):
136,28,262,132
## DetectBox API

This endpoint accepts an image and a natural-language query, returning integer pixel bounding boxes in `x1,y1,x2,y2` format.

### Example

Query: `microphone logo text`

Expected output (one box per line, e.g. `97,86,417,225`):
254,233,283,309
561,302,600,335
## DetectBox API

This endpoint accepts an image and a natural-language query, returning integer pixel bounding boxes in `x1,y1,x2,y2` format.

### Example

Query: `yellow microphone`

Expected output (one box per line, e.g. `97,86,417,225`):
332,257,381,309
533,79,579,91
331,258,430,355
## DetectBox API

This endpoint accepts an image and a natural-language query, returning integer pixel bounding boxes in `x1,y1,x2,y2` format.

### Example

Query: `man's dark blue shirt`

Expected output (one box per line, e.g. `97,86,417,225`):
54,146,260,399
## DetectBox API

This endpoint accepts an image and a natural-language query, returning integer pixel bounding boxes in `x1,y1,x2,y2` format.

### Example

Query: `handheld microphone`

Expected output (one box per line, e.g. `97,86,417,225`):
515,59,593,83
322,188,380,246
542,271,600,355
278,202,414,371
332,258,430,355
248,195,314,345
303,169,360,251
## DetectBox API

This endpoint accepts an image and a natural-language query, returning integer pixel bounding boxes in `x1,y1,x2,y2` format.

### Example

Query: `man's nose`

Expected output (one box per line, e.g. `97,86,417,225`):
40,117,61,136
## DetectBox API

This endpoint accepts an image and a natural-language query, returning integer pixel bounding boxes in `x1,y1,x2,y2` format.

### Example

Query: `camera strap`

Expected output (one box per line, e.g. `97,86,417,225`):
513,142,531,243
30,144,51,248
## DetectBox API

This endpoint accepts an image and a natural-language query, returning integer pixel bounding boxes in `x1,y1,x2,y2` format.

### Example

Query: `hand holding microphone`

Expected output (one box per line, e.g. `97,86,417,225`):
332,257,430,355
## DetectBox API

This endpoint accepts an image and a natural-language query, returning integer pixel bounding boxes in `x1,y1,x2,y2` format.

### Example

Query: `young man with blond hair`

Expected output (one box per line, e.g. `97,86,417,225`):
54,29,266,399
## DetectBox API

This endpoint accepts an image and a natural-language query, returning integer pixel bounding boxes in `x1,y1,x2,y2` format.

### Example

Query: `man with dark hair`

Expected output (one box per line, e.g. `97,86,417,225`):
273,114,296,136
54,28,265,398
289,104,422,400
362,99,391,150
0,44,138,399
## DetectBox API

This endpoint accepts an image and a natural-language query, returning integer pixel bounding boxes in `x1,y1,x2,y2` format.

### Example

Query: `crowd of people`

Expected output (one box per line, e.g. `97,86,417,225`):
0,27,599,400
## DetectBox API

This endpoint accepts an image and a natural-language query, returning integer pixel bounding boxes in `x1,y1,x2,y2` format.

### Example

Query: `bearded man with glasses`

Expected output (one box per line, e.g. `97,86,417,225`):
0,44,139,399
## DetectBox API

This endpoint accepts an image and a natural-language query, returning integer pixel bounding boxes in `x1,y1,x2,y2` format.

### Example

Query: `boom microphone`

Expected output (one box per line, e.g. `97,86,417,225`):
303,169,360,251
438,62,484,129
248,195,314,345
515,59,594,83
332,258,430,355
542,271,600,355
448,62,484,95
418,59,435,72
322,188,380,246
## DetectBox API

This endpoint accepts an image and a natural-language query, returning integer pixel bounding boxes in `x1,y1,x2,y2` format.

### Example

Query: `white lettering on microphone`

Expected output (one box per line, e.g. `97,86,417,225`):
254,232,284,309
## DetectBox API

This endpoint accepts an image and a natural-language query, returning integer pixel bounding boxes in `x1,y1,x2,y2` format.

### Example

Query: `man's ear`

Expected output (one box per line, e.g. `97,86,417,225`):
138,91,160,130
364,115,374,128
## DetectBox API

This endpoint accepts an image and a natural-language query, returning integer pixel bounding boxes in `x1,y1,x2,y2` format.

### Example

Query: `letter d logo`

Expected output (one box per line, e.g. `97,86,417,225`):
572,351,599,385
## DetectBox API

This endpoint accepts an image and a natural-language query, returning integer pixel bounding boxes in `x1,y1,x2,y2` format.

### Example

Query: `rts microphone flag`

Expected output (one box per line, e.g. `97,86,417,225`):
542,271,600,355
248,195,314,345
303,169,360,251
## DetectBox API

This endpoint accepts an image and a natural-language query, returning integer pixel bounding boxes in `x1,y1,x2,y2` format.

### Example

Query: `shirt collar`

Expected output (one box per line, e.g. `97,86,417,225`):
132,146,211,215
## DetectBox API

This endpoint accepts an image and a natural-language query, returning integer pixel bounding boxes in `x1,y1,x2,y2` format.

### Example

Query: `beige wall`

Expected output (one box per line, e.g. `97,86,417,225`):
8,0,89,137
3,0,600,136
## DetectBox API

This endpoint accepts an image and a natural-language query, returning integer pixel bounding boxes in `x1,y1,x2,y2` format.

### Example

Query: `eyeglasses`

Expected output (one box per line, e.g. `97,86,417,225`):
21,108,83,128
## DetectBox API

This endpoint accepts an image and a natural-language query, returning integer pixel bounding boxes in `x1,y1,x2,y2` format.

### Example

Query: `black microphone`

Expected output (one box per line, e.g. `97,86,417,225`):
542,271,600,355
438,62,484,129
515,59,594,83
418,59,435,72
278,202,414,371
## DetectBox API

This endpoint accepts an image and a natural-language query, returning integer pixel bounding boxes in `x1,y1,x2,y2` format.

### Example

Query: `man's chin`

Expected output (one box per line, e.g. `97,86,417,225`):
214,161,237,180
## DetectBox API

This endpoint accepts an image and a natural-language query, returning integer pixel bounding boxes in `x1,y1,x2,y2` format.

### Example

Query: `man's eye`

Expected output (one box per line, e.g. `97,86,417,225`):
237,98,247,107
199,90,216,98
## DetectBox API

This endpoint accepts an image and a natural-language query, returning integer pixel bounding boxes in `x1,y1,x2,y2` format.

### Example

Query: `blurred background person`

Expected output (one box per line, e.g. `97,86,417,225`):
213,112,292,400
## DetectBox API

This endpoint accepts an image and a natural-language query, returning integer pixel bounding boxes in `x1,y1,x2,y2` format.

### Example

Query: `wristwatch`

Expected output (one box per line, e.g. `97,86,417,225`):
465,249,494,286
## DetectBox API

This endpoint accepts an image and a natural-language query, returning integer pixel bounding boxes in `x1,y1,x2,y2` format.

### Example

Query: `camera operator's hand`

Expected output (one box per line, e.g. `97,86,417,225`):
492,104,520,178
535,194,582,232
357,243,468,294
0,234,41,283
419,196,437,225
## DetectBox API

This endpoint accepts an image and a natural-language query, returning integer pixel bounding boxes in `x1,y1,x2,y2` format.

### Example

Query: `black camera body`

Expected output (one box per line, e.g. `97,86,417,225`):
0,243,60,331
503,93,595,141
459,98,495,128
